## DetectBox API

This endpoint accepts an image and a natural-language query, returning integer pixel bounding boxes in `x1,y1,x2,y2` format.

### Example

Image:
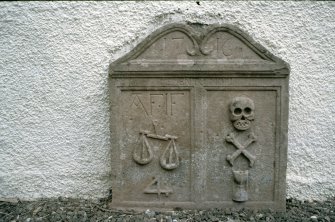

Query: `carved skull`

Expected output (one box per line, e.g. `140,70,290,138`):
229,97,255,131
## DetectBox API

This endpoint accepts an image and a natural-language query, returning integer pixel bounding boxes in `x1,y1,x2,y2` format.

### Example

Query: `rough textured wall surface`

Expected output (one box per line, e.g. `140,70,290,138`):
0,1,334,201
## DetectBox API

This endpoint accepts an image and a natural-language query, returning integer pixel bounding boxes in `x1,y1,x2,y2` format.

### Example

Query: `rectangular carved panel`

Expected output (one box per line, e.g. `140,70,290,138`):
116,90,192,204
206,89,278,202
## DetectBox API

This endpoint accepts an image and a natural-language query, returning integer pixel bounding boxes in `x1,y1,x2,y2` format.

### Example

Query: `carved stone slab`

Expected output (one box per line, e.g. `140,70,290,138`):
109,24,289,211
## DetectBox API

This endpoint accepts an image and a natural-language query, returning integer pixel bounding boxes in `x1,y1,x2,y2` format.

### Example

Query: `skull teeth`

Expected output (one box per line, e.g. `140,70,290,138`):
234,120,251,130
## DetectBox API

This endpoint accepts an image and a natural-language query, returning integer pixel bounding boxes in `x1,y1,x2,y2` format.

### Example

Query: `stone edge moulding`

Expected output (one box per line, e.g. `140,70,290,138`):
109,23,290,211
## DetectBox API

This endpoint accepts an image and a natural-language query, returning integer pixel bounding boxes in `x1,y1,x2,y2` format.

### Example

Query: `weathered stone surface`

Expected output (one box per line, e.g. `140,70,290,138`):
109,24,289,210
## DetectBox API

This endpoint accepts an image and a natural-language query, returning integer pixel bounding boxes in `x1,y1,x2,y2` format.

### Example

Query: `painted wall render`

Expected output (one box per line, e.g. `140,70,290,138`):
0,1,334,201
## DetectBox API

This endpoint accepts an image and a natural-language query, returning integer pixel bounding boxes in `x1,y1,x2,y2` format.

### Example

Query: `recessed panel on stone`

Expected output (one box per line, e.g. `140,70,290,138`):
206,89,278,203
118,90,192,204
109,24,289,210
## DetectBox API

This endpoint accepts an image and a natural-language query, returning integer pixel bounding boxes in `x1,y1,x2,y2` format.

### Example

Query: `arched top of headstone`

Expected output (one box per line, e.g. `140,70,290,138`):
110,23,289,77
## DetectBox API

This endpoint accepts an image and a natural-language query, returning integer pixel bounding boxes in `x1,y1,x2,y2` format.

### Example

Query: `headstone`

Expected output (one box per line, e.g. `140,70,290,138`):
109,24,289,211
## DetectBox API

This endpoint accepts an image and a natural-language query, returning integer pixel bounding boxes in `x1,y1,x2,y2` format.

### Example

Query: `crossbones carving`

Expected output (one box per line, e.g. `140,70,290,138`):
226,132,256,167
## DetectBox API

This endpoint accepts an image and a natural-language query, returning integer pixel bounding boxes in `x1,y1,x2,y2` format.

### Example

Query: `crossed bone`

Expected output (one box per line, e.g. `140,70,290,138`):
226,132,256,167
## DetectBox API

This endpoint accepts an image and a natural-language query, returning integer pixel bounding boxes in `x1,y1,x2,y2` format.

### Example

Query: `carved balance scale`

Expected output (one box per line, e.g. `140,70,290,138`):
132,130,180,196
133,130,180,170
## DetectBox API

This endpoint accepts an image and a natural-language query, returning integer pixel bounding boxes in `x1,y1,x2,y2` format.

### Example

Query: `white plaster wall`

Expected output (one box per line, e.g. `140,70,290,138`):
0,1,334,201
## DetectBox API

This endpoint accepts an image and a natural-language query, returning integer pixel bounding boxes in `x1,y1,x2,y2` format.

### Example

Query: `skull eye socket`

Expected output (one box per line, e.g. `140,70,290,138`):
244,107,252,115
233,108,242,115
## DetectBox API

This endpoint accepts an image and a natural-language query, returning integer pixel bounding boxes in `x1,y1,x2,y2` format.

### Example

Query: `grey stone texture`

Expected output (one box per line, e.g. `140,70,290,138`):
109,24,289,210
